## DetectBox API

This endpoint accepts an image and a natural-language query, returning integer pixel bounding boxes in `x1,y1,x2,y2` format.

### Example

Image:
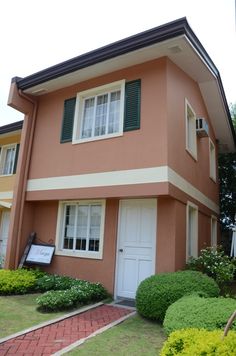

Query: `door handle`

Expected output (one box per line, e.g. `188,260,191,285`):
119,249,123,252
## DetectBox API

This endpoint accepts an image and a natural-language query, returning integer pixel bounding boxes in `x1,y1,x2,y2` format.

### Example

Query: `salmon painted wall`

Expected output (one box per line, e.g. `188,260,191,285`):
156,197,176,273
27,58,168,180
24,199,119,293
198,211,211,249
166,59,218,204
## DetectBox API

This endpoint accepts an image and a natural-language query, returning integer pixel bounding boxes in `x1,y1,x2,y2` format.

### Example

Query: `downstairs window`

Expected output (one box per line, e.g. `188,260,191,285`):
56,200,105,259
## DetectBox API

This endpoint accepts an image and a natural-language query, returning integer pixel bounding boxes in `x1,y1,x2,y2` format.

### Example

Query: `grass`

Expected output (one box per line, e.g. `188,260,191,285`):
0,295,166,355
67,314,166,355
0,294,66,338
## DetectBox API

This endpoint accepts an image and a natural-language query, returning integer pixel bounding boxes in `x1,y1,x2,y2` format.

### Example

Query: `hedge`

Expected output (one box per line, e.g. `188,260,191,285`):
160,328,236,355
0,269,38,295
36,281,108,311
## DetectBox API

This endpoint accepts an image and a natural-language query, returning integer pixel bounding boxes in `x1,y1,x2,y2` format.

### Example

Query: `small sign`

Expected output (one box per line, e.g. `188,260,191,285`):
25,244,55,265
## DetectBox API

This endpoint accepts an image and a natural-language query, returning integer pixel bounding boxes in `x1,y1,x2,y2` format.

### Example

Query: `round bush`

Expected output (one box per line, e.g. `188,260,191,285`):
164,295,236,334
160,328,236,356
136,271,219,321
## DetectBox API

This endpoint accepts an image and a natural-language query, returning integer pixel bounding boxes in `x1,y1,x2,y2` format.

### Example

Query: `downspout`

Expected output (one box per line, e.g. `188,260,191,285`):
6,87,38,269
14,90,38,268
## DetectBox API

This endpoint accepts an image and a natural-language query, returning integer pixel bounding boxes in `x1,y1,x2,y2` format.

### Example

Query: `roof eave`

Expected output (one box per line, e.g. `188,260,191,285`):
16,17,217,91
0,120,23,135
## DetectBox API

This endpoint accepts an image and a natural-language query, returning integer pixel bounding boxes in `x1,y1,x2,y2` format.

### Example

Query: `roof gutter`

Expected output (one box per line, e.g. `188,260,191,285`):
15,17,218,90
12,17,236,148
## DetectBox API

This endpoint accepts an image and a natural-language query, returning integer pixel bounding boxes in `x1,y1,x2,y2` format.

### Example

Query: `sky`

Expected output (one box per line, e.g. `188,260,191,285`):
0,0,235,126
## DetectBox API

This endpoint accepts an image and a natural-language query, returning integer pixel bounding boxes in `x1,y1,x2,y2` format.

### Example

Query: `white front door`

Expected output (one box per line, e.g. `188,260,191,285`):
116,199,157,299
0,211,10,266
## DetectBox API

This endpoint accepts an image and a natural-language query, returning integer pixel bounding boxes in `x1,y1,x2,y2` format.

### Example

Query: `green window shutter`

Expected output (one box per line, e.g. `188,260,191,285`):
124,79,141,132
60,97,76,143
13,143,20,174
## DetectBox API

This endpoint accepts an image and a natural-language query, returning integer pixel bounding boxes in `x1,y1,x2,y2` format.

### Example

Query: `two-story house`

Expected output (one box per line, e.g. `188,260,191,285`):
6,18,236,298
0,120,22,267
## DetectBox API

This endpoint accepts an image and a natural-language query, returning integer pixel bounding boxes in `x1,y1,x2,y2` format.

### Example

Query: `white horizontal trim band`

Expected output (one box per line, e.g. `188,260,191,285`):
0,191,13,199
27,166,218,213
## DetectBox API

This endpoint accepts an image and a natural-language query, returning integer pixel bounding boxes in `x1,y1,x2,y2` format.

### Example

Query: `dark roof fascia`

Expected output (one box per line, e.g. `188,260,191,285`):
15,17,219,90
0,120,23,135
13,17,236,147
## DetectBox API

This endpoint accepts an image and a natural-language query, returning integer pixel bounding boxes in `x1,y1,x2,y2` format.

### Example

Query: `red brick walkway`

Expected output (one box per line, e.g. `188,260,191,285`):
0,304,133,356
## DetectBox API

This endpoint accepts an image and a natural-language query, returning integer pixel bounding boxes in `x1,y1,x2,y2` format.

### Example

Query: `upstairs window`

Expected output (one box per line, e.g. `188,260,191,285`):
56,200,105,259
73,80,125,143
185,100,197,160
0,144,17,176
60,79,141,143
209,138,216,181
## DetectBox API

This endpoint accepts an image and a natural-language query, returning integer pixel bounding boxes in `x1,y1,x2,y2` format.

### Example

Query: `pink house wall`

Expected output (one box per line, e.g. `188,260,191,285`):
166,59,218,204
28,58,168,180
6,55,219,288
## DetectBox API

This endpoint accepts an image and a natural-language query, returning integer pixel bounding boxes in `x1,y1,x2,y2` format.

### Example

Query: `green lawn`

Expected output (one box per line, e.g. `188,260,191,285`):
67,314,166,356
0,295,166,355
0,294,66,338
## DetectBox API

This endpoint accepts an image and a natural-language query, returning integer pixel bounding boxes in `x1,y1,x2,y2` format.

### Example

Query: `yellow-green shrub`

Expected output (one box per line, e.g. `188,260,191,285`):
0,269,37,294
160,328,236,355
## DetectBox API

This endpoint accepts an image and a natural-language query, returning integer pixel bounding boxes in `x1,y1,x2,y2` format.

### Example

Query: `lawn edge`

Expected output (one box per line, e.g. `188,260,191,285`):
0,301,103,344
52,308,137,355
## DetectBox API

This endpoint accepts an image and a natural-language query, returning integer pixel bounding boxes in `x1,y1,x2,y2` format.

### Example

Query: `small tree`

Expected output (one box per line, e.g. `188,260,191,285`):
218,104,236,252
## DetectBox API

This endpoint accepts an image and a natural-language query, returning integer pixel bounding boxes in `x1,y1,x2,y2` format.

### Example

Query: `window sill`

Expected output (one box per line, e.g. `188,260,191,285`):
0,173,14,177
210,175,216,183
72,131,123,145
186,148,197,161
55,249,103,260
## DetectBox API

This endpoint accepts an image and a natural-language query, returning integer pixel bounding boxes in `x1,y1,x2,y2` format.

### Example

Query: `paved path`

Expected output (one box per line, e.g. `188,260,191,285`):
0,304,133,356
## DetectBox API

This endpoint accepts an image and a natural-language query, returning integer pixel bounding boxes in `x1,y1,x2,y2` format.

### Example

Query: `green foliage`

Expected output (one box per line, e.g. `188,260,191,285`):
160,328,236,356
186,247,235,284
163,295,236,334
0,269,37,295
36,288,82,311
218,103,236,232
36,274,75,292
135,271,219,322
219,152,236,231
36,280,108,311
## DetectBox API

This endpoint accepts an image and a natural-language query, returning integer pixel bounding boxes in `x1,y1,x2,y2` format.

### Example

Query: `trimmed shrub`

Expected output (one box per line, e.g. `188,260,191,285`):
186,247,235,284
36,281,108,311
71,280,109,301
0,269,37,295
164,294,236,334
136,271,219,322
36,288,83,311
160,328,236,355
36,274,75,292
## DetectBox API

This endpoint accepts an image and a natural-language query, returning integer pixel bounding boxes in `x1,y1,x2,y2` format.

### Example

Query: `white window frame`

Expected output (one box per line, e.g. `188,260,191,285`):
185,99,197,160
55,200,106,259
72,80,125,144
0,144,17,176
209,138,216,182
211,215,217,249
186,201,198,260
